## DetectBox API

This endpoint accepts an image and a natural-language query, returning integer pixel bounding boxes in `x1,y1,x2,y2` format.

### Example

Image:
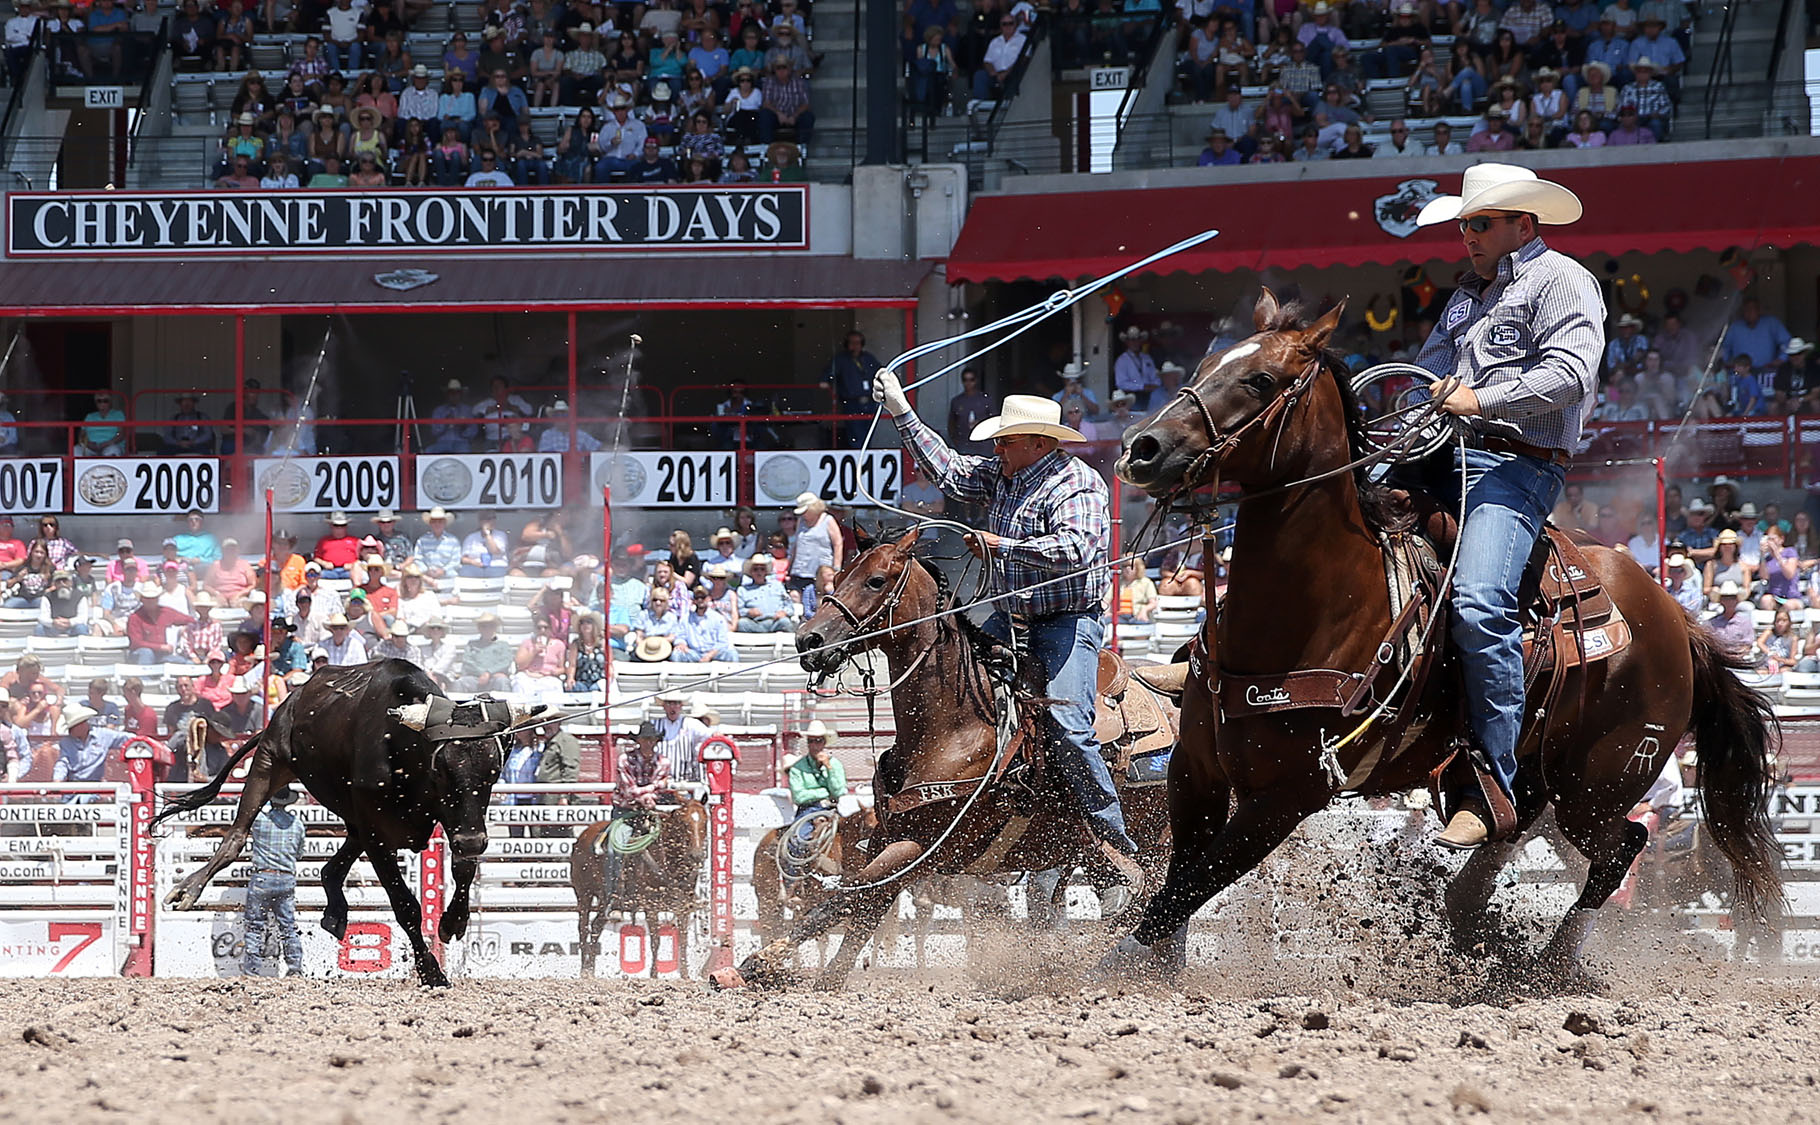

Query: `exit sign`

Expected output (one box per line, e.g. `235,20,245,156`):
84,87,124,108
1089,67,1129,90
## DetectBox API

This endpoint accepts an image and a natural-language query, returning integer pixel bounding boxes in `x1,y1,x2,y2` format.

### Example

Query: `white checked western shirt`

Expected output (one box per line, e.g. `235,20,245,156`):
1415,236,1606,455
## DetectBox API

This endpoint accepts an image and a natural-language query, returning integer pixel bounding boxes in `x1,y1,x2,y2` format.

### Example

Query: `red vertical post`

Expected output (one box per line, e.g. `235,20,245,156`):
1655,457,1669,590
234,316,247,500
566,310,579,465
419,826,446,962
700,734,738,974
121,742,157,977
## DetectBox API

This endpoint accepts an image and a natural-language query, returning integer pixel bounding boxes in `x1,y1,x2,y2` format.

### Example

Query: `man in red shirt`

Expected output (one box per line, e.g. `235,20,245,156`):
0,515,24,575
126,583,195,664
312,510,360,577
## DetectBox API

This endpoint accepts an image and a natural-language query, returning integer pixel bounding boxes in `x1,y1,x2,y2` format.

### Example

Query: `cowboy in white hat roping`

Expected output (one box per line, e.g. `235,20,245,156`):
1408,161,1605,850
872,369,1146,898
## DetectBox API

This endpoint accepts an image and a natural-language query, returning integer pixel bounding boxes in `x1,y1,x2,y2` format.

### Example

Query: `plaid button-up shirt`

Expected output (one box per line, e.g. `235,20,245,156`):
1415,236,1606,455
1617,78,1673,119
760,75,810,118
896,413,1109,618
249,804,307,873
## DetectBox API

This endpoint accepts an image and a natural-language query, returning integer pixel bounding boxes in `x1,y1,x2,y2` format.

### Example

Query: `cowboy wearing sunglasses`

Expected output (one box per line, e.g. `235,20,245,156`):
872,369,1145,906
1403,161,1605,850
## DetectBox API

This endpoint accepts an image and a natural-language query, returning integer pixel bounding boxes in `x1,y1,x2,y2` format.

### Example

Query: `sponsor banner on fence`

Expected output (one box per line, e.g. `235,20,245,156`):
71,457,221,515
415,452,562,512
589,451,738,508
753,450,903,507
453,915,692,979
0,913,116,977
156,913,415,978
0,458,64,515
254,456,402,514
6,187,810,257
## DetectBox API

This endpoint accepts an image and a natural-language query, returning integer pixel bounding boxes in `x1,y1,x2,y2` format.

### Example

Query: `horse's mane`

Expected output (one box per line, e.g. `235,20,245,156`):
913,553,998,715
1256,302,1400,533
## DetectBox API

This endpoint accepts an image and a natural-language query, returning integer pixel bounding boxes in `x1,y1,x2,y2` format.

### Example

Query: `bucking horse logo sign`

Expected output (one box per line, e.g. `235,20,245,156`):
1374,179,1443,239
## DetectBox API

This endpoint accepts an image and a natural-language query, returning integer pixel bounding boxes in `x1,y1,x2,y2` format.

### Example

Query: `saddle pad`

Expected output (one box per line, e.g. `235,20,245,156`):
1125,745,1172,787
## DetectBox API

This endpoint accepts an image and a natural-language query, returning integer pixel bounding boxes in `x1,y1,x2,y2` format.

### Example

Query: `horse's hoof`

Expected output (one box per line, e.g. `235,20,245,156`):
1094,935,1171,982
320,913,348,940
1098,886,1134,921
708,966,747,990
438,913,468,943
418,962,452,988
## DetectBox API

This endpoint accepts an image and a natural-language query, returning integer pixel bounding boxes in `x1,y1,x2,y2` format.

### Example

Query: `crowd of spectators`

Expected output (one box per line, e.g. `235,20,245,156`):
1187,0,1692,164
901,0,1037,118
195,0,820,188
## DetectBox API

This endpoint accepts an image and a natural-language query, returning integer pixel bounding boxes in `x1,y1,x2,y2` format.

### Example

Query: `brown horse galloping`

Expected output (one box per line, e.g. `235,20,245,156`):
722,532,1174,990
569,800,708,976
1107,290,1779,982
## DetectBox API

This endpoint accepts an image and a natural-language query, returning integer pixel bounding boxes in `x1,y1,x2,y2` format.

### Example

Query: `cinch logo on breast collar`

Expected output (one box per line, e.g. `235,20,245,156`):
1245,684,1291,707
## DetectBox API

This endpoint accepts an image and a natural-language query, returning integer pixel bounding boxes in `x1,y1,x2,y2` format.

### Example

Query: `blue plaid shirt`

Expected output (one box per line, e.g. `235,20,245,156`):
249,803,307,873
1415,236,1606,455
414,532,462,574
896,413,1109,618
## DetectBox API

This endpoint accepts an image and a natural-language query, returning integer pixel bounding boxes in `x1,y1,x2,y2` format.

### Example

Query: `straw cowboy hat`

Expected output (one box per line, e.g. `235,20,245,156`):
60,704,100,733
1718,580,1743,598
655,687,688,703
803,719,836,744
636,635,675,661
1416,161,1584,228
968,395,1088,444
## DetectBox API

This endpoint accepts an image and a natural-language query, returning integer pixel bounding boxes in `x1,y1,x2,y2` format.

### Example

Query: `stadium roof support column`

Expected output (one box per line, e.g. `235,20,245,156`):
864,0,898,164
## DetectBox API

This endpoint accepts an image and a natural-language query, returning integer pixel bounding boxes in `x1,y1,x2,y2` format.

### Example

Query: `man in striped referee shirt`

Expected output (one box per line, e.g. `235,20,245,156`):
1411,162,1606,850
873,374,1145,898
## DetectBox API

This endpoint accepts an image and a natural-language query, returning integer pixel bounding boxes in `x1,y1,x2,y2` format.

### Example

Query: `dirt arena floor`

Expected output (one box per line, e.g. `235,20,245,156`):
5,950,1820,1124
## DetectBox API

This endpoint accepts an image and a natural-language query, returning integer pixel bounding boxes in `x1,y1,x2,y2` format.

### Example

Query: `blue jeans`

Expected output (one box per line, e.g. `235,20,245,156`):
242,871,303,976
1399,445,1564,799
130,647,161,663
736,616,792,632
459,564,507,578
983,609,1136,854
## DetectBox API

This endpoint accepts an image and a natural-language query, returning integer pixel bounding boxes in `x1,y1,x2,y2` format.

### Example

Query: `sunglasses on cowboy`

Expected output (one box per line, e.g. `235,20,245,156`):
1457,213,1522,234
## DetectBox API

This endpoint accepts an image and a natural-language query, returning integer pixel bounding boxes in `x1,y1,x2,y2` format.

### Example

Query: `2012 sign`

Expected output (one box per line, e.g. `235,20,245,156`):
72,458,219,515
753,450,901,507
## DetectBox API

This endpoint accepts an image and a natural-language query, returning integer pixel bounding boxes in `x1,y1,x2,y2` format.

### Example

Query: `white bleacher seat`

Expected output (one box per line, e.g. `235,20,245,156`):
163,663,211,680
113,662,152,681
691,692,750,724
696,663,763,693
611,664,665,696
606,704,645,725
213,607,249,628
761,665,809,693
495,606,533,631
1783,671,1820,704
1118,637,1154,656
79,635,130,659
744,691,798,729
28,636,80,658
0,637,28,658
501,577,543,606
1154,595,1202,617
63,664,116,684
730,632,783,661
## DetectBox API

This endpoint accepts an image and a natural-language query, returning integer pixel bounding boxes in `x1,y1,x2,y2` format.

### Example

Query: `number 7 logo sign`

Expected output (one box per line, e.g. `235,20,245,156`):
47,922,103,974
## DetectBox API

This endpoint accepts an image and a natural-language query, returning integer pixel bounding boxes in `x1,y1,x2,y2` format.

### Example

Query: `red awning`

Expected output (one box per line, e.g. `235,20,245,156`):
945,154,1820,284
0,255,932,315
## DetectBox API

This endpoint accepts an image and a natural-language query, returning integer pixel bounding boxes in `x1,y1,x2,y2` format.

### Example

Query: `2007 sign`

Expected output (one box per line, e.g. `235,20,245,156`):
73,457,220,515
0,460,64,515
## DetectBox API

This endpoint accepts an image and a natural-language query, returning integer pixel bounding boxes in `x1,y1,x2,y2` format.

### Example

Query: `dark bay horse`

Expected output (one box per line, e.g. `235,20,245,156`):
721,530,1174,990
154,661,533,987
569,800,708,976
1108,290,1780,979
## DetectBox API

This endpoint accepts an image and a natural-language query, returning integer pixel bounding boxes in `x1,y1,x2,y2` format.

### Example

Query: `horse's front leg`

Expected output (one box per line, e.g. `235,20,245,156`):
439,856,478,943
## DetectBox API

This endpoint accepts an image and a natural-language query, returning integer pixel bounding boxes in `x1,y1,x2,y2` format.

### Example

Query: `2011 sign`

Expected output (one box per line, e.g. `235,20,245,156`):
589,451,737,508
72,458,220,515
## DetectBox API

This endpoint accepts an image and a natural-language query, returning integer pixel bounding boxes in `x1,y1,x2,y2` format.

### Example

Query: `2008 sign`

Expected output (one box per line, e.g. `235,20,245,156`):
0,460,64,515
73,457,220,515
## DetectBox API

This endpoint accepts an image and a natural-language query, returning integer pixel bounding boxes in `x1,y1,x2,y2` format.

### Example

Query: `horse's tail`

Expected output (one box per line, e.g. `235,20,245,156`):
148,732,260,831
1687,624,1783,921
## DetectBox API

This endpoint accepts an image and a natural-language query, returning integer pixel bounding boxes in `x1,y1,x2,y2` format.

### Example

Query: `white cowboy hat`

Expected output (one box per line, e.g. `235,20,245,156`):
1788,338,1815,355
227,675,252,694
60,704,100,732
426,506,452,520
655,686,688,703
1416,161,1584,228
134,580,162,599
746,553,773,568
804,719,835,742
1665,552,1689,571
1718,580,1743,597
969,395,1088,443
1738,502,1761,518
792,492,824,515
637,636,675,662
1060,361,1087,380
1616,313,1643,329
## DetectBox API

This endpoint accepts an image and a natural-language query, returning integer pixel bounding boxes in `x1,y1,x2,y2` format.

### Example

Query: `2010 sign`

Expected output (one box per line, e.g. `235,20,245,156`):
753,450,901,507
589,451,737,508
415,453,562,511
0,459,64,515
254,456,401,514
72,458,220,515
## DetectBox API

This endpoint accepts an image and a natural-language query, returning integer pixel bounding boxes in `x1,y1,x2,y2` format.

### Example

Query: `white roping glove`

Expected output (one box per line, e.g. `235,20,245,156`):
872,368,912,417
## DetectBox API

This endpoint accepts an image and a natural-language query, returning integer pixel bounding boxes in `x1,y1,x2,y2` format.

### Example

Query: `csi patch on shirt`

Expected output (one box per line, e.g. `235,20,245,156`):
1444,300,1472,331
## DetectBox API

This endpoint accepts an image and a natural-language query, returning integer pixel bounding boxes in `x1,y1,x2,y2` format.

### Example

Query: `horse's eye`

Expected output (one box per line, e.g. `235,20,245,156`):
1245,372,1276,395
866,575,887,589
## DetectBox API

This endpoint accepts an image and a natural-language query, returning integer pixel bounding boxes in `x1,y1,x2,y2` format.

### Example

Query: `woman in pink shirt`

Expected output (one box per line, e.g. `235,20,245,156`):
513,616,568,695
204,538,258,606
107,538,150,587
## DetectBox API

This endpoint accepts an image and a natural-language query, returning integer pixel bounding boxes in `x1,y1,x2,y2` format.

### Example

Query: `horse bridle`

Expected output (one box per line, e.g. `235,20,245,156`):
819,550,918,641
1174,353,1324,492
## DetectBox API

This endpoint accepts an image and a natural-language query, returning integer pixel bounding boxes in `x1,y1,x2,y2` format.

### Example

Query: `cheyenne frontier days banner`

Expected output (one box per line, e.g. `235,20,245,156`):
5,185,809,256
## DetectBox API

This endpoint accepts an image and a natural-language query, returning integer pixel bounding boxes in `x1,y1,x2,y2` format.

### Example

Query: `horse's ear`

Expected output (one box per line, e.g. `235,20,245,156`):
1253,287,1280,333
854,520,877,550
893,526,920,550
1304,299,1347,354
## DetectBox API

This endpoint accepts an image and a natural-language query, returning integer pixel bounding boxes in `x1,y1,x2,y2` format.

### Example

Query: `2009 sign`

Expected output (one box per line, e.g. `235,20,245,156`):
255,456,400,513
0,460,64,515
73,458,220,515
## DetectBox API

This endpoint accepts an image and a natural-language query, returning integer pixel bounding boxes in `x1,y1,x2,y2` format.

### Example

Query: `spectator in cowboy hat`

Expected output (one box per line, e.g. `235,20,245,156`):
455,611,514,690
53,702,136,783
652,687,711,785
1114,326,1160,410
313,510,360,576
1051,361,1102,418
1775,337,1815,409
628,586,683,661
1606,312,1650,373
1703,580,1755,657
241,783,307,978
787,719,847,817
215,675,260,736
321,611,368,666
426,379,479,453
460,509,511,578
371,508,413,566
703,527,744,570
736,553,792,631
414,506,462,579
417,617,458,688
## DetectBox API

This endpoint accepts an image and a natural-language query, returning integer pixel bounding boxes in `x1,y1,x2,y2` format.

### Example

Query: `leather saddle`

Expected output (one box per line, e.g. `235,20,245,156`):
1092,650,1182,783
